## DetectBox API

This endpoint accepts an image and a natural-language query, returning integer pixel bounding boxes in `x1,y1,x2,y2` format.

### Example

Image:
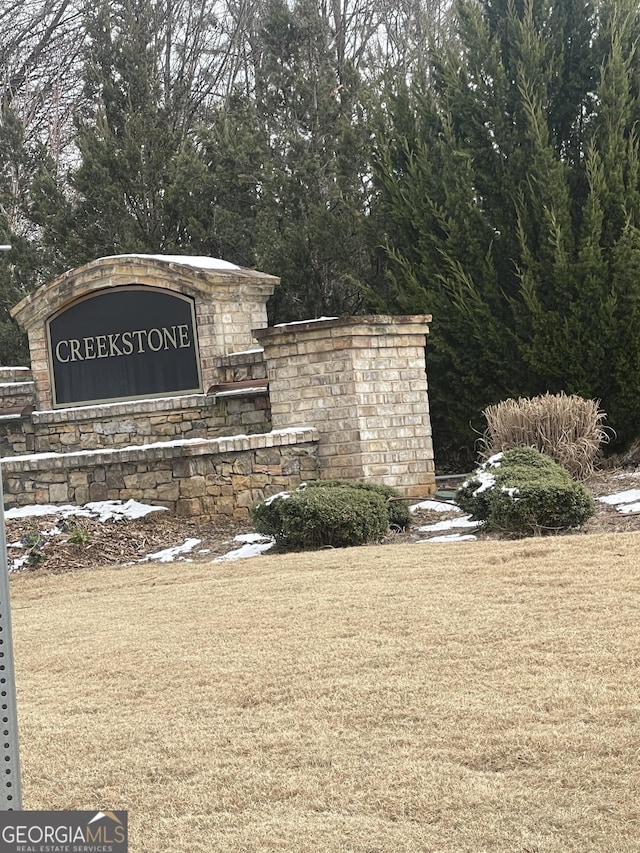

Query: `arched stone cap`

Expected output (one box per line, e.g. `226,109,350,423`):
11,254,279,329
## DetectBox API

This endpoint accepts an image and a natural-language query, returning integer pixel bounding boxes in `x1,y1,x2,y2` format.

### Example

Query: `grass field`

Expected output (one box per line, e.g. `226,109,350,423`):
9,532,640,852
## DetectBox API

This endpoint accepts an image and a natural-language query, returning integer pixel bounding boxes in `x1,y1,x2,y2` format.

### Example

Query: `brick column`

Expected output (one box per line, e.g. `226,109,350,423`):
254,316,435,497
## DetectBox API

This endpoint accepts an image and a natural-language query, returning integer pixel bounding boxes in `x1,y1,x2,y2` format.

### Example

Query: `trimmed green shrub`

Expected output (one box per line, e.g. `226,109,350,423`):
251,485,389,549
305,479,412,530
456,447,595,535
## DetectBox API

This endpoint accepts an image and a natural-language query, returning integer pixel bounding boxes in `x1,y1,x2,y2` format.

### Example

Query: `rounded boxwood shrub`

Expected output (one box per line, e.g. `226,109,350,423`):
305,479,412,530
455,447,595,535
251,484,389,549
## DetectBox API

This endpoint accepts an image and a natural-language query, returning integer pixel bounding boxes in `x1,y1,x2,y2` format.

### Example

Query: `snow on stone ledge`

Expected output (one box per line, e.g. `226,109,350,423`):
1,427,319,467
100,254,240,271
274,317,338,327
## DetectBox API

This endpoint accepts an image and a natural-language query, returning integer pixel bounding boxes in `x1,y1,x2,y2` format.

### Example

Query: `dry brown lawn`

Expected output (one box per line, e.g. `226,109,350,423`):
9,532,640,852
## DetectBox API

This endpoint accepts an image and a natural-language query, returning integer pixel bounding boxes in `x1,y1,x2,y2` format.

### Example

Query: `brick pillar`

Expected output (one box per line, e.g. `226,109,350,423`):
254,316,435,497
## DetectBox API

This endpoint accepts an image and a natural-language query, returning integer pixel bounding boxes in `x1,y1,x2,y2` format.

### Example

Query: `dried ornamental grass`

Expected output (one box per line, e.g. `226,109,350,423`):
480,392,609,479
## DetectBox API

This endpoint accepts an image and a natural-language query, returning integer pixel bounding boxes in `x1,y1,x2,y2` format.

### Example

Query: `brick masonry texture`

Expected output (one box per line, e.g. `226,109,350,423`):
10,256,278,410
254,316,436,498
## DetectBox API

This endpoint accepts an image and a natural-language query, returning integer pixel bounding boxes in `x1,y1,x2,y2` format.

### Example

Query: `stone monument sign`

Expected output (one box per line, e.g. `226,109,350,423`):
3,254,436,516
11,254,279,410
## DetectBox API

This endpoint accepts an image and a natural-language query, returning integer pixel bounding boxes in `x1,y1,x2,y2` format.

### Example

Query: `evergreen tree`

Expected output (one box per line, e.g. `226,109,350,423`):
69,0,195,261
375,0,640,456
252,0,377,322
0,108,54,365
175,93,267,268
39,0,248,268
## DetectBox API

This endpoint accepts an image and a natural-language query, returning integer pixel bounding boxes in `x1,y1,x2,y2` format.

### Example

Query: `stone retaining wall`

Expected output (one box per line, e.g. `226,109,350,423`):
0,366,35,413
1,308,436,517
0,393,271,456
1,428,319,518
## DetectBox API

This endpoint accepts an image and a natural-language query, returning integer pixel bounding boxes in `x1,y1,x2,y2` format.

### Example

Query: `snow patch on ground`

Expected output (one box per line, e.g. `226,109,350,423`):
598,488,640,506
142,538,202,563
6,499,168,522
410,499,462,513
421,533,478,543
598,488,640,514
416,516,479,533
214,535,275,563
15,481,637,568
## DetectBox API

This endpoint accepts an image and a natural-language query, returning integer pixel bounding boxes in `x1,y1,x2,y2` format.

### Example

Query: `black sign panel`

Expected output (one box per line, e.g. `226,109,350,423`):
48,287,201,406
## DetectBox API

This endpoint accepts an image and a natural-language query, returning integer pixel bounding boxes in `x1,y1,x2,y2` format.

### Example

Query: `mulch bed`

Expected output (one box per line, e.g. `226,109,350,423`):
5,512,250,576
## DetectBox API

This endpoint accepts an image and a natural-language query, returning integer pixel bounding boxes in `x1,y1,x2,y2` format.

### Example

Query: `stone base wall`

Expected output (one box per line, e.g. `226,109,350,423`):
1,428,319,519
0,367,33,384
0,367,35,414
212,348,266,385
0,316,437,518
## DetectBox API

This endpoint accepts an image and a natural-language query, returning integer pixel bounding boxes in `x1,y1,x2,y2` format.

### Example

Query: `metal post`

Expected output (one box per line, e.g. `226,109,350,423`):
0,462,21,809
0,243,21,808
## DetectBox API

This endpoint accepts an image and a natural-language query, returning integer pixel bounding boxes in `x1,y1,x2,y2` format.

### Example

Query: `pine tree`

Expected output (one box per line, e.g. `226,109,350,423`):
375,0,640,456
0,108,54,364
72,0,190,260
174,93,267,268
252,0,376,322
38,0,235,268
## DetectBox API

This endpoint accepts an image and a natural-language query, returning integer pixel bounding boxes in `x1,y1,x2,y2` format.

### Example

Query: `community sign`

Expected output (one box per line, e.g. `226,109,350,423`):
47,287,202,406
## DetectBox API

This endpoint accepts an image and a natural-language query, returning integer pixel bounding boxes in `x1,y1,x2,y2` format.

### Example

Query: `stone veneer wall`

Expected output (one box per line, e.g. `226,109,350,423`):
0,312,437,516
0,367,34,412
1,428,319,518
254,315,435,497
0,392,270,456
213,348,266,384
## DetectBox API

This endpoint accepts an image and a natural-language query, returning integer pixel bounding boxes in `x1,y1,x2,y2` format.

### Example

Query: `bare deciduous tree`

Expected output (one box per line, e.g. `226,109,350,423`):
1,0,85,162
